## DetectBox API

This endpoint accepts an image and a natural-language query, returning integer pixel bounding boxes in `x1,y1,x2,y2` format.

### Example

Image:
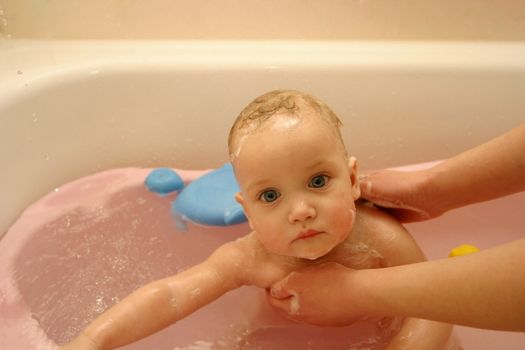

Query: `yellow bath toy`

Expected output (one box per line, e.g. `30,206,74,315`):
448,244,480,258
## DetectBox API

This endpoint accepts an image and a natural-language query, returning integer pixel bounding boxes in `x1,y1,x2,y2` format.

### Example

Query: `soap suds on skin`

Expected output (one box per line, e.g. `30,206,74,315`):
269,115,300,132
230,115,301,161
289,290,301,315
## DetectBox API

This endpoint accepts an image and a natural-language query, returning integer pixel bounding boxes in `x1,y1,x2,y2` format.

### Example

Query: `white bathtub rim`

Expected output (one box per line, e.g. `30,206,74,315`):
2,39,525,103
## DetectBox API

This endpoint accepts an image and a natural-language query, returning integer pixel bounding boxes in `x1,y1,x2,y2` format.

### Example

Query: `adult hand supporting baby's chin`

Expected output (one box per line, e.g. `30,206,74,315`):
267,263,370,327
358,169,444,223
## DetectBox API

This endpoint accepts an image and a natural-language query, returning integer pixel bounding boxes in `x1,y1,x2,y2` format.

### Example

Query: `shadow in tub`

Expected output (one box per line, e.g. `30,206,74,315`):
6,168,400,349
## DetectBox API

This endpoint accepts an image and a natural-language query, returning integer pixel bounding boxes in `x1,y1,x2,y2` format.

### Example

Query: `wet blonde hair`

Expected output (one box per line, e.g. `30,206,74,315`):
228,90,346,159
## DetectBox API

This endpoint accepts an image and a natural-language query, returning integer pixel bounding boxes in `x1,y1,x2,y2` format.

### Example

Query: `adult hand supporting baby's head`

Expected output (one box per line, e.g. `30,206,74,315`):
358,169,444,223
267,263,369,327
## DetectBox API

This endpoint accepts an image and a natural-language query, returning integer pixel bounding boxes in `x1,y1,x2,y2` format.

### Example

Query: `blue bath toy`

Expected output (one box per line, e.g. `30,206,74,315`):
173,163,247,226
145,168,185,196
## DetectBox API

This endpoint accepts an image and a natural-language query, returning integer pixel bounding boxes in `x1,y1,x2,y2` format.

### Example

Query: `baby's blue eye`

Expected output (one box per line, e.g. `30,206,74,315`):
260,189,281,203
309,175,328,188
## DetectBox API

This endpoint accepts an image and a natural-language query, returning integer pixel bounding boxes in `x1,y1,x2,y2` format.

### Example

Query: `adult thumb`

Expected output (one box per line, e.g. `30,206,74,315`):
269,274,295,299
358,174,375,200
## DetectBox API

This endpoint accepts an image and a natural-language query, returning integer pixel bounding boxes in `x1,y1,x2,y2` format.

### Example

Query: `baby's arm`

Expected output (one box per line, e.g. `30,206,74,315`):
61,240,245,350
367,206,453,349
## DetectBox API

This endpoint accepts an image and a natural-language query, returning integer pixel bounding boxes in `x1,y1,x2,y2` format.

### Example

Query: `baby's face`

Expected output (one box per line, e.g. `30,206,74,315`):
233,114,360,260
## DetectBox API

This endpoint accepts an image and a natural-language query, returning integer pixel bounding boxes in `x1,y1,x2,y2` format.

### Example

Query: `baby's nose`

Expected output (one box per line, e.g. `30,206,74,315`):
288,199,316,223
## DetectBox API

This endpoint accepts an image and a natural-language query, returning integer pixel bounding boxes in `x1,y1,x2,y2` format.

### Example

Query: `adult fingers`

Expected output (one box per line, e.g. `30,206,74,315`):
270,270,305,298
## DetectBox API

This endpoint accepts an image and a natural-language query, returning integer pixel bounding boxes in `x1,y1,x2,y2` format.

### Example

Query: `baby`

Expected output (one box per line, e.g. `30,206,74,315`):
62,90,453,350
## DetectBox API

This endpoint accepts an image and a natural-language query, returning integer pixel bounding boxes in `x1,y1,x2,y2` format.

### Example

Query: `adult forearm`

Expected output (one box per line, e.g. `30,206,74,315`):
428,123,525,212
363,238,525,331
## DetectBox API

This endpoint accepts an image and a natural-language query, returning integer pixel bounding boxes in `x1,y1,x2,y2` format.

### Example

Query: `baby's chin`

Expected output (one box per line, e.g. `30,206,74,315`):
292,243,336,261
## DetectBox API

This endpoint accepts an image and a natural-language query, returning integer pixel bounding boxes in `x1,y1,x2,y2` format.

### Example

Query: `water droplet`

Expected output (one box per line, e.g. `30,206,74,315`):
190,288,201,298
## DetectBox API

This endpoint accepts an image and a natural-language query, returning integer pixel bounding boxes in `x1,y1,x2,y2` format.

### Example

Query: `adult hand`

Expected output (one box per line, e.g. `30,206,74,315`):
360,123,525,223
358,169,444,222
267,262,371,326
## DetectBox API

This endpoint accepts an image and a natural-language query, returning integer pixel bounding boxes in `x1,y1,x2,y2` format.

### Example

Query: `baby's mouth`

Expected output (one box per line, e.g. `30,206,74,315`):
296,229,323,240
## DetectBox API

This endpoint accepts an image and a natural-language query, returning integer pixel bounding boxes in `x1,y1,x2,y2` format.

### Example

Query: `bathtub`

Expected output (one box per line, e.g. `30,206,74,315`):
1,40,524,349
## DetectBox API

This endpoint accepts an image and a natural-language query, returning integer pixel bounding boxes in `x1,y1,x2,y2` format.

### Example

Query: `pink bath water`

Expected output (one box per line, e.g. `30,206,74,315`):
0,167,524,349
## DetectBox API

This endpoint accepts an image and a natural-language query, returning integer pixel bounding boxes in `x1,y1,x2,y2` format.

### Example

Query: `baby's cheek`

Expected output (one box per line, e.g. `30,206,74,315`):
327,196,356,232
254,223,287,254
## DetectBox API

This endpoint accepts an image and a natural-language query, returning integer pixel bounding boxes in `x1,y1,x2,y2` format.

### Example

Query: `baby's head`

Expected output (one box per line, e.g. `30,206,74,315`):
228,90,346,160
229,90,361,260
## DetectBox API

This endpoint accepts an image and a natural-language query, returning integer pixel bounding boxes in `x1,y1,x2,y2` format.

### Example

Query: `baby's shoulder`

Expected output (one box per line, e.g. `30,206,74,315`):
353,200,406,237
349,200,425,266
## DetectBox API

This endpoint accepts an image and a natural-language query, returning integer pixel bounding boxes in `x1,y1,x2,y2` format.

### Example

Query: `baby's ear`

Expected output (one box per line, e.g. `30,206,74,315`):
235,192,254,229
235,192,244,206
348,157,361,200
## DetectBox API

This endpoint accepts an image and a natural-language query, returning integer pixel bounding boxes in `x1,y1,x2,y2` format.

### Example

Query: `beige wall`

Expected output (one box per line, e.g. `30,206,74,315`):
1,0,525,40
